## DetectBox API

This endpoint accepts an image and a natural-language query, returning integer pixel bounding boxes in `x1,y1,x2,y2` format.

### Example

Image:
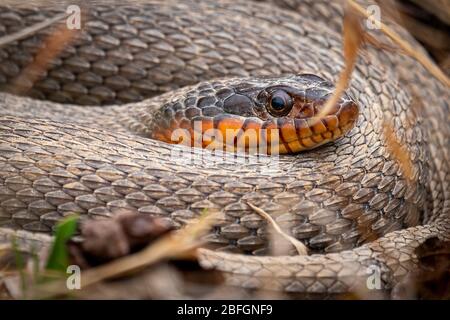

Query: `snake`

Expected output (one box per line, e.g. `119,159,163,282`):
0,0,449,296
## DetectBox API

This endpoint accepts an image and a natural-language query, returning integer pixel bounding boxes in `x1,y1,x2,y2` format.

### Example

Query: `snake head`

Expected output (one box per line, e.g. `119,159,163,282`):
150,74,359,154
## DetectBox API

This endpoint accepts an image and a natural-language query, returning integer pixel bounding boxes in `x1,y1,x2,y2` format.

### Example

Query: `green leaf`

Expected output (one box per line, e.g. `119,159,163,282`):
45,215,79,272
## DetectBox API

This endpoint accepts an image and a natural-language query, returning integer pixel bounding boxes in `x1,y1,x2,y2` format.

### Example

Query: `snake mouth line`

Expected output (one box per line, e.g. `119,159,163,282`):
148,74,360,155
151,104,358,154
151,117,357,154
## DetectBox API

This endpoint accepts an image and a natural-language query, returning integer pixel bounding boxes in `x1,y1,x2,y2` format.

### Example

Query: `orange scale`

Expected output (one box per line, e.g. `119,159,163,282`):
262,121,280,144
338,108,356,127
216,117,244,130
199,118,214,133
179,118,192,130
295,119,313,138
238,119,262,149
332,128,342,138
171,123,195,146
245,121,262,138
153,132,169,143
275,144,289,154
169,118,178,128
287,140,303,153
323,115,339,130
311,135,324,143
279,120,298,143
188,118,211,147
308,118,327,134
216,117,244,145
322,131,333,139
237,130,260,150
243,119,263,131
163,129,174,142
301,137,316,148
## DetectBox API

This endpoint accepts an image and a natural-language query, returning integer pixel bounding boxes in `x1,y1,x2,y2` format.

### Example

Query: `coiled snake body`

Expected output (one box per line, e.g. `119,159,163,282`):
0,0,448,294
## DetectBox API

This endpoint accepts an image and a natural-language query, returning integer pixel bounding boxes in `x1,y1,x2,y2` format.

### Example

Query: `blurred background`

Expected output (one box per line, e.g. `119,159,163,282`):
386,0,450,74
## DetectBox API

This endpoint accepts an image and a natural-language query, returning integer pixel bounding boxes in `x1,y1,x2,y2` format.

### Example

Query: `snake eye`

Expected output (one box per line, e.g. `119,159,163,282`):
267,90,293,117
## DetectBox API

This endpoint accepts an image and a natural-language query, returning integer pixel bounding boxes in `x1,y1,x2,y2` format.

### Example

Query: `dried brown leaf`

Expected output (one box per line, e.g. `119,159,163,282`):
31,211,217,298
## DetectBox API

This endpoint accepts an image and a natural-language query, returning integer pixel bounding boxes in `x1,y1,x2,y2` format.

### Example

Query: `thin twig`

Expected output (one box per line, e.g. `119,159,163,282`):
31,212,217,298
246,202,308,255
347,0,450,87
10,19,79,95
315,5,364,122
0,13,67,48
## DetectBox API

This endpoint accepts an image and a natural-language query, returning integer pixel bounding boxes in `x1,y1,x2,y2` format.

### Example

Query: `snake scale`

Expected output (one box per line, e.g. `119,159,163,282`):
0,0,449,295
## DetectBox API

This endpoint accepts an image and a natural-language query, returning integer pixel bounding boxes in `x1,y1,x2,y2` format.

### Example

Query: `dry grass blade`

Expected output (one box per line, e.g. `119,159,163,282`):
0,244,12,265
381,0,450,52
9,18,80,96
0,244,11,253
382,122,414,181
31,211,217,298
246,202,308,255
0,244,12,273
81,212,216,286
362,32,406,54
347,0,450,87
0,13,67,48
314,5,364,122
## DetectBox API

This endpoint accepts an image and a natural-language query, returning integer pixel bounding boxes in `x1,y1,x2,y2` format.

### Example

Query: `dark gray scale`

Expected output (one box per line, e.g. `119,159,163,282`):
223,94,255,117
